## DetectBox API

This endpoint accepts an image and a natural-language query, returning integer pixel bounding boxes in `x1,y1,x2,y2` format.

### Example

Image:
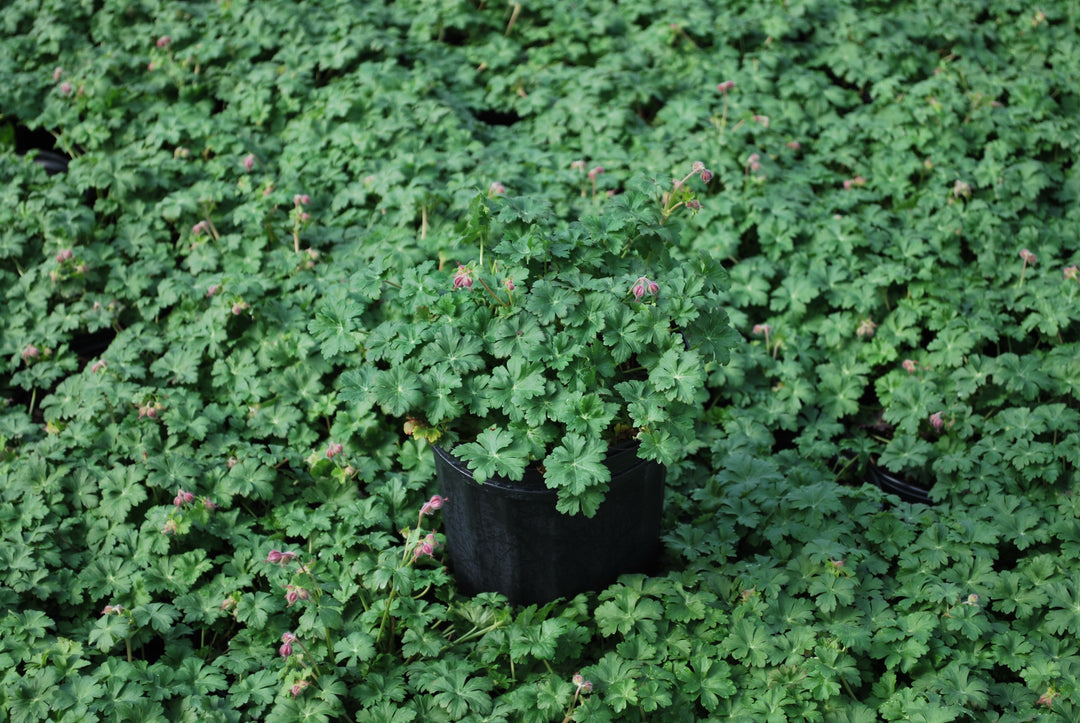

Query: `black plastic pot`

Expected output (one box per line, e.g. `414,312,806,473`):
433,443,665,605
867,464,933,505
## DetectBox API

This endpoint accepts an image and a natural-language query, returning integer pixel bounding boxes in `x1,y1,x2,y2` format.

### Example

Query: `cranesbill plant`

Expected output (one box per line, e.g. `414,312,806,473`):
335,166,740,516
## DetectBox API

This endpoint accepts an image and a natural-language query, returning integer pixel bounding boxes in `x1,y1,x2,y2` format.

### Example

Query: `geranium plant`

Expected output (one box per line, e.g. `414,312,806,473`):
337,166,739,515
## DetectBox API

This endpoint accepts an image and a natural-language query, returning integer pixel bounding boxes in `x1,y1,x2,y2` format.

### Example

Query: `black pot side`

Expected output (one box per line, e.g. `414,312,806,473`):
867,464,933,505
433,443,666,606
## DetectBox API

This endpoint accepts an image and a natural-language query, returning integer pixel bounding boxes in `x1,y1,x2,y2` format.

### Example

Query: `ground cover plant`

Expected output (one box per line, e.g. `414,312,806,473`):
1,0,1079,721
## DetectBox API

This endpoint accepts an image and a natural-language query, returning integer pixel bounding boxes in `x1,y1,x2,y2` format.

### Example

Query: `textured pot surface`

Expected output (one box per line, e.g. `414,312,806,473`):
433,443,665,605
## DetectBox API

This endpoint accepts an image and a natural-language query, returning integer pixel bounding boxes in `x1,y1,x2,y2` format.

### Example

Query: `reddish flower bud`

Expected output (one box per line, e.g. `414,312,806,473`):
717,80,736,93
700,169,713,183
156,35,171,49
488,181,506,196
587,165,605,180
453,264,473,290
902,359,917,374
1020,248,1037,264
56,248,73,263
242,154,255,172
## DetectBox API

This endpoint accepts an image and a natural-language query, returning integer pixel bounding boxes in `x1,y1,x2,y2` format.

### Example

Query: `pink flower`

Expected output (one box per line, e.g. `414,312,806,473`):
504,278,515,292
284,585,310,606
1020,248,1037,264
1065,265,1079,281
101,605,124,615
279,641,293,658
91,360,107,374
570,160,586,172
753,114,770,128
420,495,447,517
325,442,344,458
202,498,218,510
700,168,713,183
206,284,220,298
717,80,736,93
902,359,917,374
413,532,438,561
293,194,310,206
192,220,209,236
587,165,605,180
162,518,179,535
952,180,971,198
290,680,311,697
746,153,762,172
60,82,72,96
488,181,506,196
173,488,195,507
856,318,877,338
156,35,171,49
929,412,945,430
55,248,73,262
242,154,255,172
266,549,299,565
231,301,249,316
631,275,658,301
453,264,473,290
692,161,705,174
786,140,802,150
752,324,771,336
22,344,40,361
685,199,702,210
53,67,63,81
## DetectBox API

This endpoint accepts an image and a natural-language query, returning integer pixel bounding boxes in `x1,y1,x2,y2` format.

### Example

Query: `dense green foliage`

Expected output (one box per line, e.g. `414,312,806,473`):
1,0,1079,720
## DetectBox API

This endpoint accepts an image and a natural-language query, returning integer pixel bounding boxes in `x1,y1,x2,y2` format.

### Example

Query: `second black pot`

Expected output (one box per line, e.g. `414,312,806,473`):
433,442,665,606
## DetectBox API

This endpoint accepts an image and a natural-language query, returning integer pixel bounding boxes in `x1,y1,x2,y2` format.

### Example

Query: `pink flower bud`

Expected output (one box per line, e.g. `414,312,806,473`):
752,324,771,336
91,360,107,374
279,642,293,658
488,181,506,196
929,412,945,430
293,194,310,206
266,550,283,564
1020,248,1037,264
717,80,736,93
55,248,73,264
570,160,586,171
587,166,604,180
685,199,702,210
192,220,209,236
325,442,344,458
902,359,917,374
22,344,40,361
53,67,63,81
156,35,171,49
700,169,713,183
692,161,705,173
753,114,770,128
856,318,877,338
203,498,218,510
285,586,300,606
504,278,515,292
420,495,447,517
242,154,255,172
786,140,802,150
453,264,473,290
206,284,220,298
60,82,72,95
162,518,179,535
227,456,238,468
290,680,310,697
232,301,249,315
1065,265,1079,281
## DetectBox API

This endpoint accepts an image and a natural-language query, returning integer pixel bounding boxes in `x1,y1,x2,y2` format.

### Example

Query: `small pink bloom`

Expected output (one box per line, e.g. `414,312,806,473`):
631,275,658,301
53,67,63,81
267,550,299,565
279,642,293,658
173,488,195,507
91,360,107,374
717,80,736,93
232,301,249,315
60,81,72,96
290,680,310,697
902,359,917,374
192,220,209,236
963,593,979,606
700,168,713,183
206,284,220,298
162,518,179,535
420,495,447,517
1065,265,1079,281
227,456,238,468
453,264,473,290
570,160,586,172
156,35,171,49
202,497,218,510
22,344,40,361
413,533,438,561
587,165,604,180
504,278,515,292
1020,248,1037,264
686,199,702,210
488,181,506,196
929,412,945,430
752,324,771,336
856,318,877,338
221,597,236,611
786,140,802,150
325,442,344,458
242,154,255,172
691,161,705,174
293,194,310,206
953,180,971,198
101,604,124,615
753,114,770,128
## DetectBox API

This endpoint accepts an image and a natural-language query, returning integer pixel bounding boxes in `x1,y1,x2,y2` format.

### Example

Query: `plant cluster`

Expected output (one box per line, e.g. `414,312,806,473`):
1,0,1079,720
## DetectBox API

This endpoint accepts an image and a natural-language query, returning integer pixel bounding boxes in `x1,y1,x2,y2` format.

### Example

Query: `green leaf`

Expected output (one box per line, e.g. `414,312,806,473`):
372,364,424,417
648,348,704,404
308,298,365,359
453,427,529,483
543,434,610,517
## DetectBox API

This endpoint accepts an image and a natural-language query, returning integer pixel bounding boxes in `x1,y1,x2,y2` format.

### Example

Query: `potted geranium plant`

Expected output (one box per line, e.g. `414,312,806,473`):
337,164,739,603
